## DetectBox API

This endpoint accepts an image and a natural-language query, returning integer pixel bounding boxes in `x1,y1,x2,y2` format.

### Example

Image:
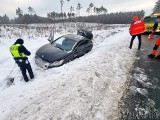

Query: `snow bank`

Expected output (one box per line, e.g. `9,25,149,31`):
0,25,138,120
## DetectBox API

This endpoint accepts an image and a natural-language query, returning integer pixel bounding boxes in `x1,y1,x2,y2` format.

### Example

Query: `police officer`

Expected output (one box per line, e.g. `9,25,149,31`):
10,39,34,82
129,16,145,50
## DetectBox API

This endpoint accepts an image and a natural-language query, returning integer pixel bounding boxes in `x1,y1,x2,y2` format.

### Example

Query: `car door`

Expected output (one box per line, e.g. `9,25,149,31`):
73,40,91,58
84,40,93,53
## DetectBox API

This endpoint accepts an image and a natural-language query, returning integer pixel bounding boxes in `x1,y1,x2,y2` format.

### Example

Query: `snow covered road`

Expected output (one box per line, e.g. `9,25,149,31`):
0,26,138,120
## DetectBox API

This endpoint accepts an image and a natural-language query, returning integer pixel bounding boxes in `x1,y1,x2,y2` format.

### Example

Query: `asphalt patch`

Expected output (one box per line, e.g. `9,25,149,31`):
119,34,160,120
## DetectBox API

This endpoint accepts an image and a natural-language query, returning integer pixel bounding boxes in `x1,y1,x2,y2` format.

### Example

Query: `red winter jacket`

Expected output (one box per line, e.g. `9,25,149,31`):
129,20,145,35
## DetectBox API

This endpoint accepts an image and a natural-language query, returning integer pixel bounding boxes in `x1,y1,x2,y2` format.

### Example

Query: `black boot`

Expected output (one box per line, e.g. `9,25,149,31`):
155,55,160,60
148,54,155,58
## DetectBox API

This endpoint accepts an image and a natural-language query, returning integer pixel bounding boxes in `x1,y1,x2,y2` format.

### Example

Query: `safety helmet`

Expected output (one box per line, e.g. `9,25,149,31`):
133,16,139,21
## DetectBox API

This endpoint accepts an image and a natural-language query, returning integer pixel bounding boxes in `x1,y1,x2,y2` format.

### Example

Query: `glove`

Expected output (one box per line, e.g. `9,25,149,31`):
148,34,152,40
148,32,154,40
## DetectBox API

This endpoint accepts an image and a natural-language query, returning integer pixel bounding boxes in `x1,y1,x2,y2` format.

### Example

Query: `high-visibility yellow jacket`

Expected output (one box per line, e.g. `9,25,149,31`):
10,44,26,58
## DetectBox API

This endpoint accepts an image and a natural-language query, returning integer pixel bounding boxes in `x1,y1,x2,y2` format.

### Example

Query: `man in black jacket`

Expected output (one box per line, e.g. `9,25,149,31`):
10,39,34,82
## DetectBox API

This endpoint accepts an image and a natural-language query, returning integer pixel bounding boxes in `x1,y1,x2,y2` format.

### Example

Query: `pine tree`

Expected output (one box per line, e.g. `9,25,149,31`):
76,3,82,17
153,0,160,13
89,3,94,15
16,7,23,17
28,6,35,15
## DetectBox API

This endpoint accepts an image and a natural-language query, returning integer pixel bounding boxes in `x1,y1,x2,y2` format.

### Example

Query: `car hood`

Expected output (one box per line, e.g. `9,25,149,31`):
36,43,68,63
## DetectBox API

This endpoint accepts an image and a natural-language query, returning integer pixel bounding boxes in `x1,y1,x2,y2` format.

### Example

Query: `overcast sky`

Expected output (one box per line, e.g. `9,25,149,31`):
0,0,157,18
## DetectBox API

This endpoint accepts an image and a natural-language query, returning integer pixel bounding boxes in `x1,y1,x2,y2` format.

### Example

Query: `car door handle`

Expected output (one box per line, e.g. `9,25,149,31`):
74,54,78,58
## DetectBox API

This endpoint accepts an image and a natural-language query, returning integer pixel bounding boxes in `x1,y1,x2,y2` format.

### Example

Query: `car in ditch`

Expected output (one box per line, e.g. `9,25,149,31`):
35,33,93,68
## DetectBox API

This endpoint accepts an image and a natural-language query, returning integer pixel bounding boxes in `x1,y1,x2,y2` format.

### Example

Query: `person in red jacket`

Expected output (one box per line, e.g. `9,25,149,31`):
129,16,145,50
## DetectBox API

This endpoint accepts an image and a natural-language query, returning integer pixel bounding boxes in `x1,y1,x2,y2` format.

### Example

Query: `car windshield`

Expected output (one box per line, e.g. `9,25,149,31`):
144,16,160,23
52,37,76,51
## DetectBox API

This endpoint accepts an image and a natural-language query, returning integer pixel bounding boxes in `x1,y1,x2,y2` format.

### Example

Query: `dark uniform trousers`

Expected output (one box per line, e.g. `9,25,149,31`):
129,34,142,50
16,60,34,82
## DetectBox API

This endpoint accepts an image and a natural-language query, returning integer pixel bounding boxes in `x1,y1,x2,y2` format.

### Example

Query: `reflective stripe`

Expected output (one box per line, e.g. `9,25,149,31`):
133,26,144,30
134,20,141,24
10,44,26,58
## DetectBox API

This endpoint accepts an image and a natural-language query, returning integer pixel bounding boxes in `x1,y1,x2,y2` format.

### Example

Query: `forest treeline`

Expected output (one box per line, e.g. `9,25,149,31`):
0,0,159,24
0,10,145,24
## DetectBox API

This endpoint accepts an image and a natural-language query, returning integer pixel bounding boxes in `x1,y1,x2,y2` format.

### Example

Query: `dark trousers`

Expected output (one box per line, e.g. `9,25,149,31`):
16,60,34,82
129,34,142,50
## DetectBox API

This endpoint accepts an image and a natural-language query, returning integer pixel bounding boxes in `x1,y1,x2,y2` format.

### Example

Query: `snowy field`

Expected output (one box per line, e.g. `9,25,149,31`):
0,23,138,120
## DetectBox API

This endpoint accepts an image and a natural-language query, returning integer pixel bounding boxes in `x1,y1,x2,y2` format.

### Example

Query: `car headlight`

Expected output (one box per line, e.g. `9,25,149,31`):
35,56,50,69
49,59,64,67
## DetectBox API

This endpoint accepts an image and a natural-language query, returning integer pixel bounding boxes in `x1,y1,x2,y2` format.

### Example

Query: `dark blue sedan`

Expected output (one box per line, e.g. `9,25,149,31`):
35,34,93,68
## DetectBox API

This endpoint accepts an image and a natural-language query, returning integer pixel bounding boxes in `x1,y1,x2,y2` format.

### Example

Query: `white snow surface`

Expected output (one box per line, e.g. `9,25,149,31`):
0,24,138,120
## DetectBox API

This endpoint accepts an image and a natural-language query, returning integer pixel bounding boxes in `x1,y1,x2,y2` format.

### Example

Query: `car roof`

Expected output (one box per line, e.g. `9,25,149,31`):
62,34,86,42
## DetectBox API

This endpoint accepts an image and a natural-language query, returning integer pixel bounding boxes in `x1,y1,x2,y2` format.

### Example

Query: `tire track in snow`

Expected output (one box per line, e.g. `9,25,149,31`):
0,57,11,64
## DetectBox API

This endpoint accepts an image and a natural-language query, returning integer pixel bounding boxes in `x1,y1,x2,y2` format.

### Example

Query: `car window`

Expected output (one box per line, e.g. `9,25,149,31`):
76,40,89,50
53,37,76,51
54,37,65,45
144,16,160,23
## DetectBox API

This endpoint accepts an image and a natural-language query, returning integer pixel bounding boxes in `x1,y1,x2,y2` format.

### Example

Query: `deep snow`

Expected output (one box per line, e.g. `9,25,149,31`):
0,24,138,120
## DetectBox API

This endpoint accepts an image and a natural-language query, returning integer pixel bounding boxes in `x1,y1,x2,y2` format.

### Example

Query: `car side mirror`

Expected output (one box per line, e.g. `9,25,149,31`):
48,36,53,43
48,29,54,43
